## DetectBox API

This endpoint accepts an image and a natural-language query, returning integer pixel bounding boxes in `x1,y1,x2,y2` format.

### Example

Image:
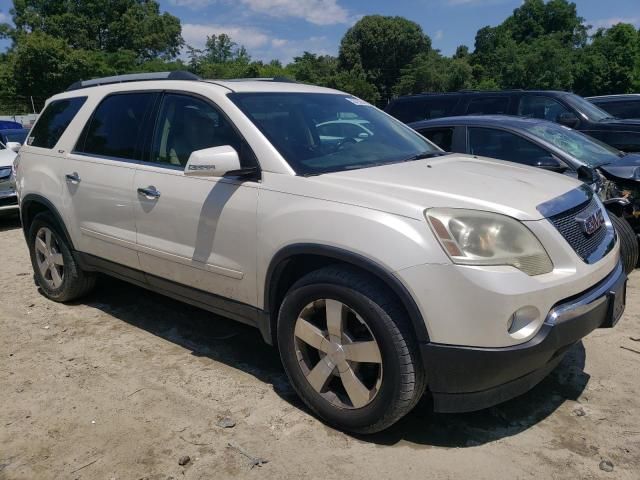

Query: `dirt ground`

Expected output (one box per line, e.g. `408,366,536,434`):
1,215,639,480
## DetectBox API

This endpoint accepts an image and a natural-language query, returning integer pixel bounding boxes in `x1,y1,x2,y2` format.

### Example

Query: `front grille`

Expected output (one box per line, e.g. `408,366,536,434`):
549,196,608,262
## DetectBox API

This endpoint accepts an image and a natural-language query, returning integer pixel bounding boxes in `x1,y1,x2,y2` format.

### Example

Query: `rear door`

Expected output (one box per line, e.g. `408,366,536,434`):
132,92,260,306
64,91,158,267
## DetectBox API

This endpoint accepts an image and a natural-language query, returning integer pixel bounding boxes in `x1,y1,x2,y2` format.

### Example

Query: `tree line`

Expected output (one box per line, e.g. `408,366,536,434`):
0,0,639,114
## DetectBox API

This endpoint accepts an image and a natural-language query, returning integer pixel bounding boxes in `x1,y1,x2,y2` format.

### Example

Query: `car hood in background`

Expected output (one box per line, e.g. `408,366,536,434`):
599,153,640,180
310,154,582,221
0,149,16,168
598,118,640,130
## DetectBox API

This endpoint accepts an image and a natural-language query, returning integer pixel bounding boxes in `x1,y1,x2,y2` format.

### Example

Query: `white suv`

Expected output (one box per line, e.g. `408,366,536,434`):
15,72,626,433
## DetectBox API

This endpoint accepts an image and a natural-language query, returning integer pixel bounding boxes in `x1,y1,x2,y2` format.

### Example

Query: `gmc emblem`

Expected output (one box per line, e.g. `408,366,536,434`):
576,207,605,236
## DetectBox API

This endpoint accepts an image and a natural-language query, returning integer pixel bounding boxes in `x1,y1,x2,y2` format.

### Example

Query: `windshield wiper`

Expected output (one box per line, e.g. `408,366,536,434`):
403,151,449,162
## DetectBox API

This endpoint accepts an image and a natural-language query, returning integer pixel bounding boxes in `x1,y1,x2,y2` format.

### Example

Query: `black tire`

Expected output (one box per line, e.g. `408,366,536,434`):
610,213,638,275
27,212,96,302
277,265,426,434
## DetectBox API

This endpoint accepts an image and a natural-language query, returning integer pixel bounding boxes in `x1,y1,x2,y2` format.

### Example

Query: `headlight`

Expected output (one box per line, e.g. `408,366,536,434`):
426,208,553,276
0,167,12,180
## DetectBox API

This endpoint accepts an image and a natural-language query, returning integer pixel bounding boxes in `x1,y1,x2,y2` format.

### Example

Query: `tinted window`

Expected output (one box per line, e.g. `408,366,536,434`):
230,92,439,175
466,97,509,115
518,96,571,122
388,96,459,123
468,127,554,166
28,97,87,149
419,127,453,151
150,93,250,167
594,100,640,120
78,93,156,160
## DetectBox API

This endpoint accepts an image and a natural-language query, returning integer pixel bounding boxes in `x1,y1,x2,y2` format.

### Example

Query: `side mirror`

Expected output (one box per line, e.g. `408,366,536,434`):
535,155,567,173
557,112,580,129
6,141,21,153
184,145,241,177
358,132,370,139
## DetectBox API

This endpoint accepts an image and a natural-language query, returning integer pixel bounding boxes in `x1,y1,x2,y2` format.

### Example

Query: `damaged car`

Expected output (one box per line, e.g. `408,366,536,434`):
410,115,640,273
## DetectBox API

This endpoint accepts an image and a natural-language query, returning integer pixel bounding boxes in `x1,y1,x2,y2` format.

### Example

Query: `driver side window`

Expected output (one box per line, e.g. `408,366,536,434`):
518,96,571,122
150,94,253,168
468,127,554,166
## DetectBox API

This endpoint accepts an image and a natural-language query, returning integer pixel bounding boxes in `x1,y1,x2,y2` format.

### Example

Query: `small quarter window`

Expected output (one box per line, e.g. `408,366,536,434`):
28,97,87,149
77,93,157,160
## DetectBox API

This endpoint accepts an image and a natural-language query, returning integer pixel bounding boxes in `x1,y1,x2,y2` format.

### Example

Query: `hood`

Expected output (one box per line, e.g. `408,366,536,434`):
599,153,640,180
0,148,16,168
306,154,582,221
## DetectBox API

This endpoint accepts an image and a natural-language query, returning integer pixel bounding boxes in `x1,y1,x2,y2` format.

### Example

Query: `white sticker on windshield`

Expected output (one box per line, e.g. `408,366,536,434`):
345,97,371,107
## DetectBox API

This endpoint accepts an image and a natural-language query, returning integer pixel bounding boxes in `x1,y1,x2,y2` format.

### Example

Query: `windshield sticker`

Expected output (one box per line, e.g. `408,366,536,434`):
345,97,371,107
27,136,35,146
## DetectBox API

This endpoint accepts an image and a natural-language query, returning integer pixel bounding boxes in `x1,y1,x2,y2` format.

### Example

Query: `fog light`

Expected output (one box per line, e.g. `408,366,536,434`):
507,306,541,340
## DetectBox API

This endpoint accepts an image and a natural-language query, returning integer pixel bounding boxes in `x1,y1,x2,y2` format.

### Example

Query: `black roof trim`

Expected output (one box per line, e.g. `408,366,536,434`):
66,71,202,91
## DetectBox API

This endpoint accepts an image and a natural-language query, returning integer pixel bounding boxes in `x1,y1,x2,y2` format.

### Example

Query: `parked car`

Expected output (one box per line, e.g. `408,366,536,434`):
386,90,640,152
0,127,29,147
0,135,22,216
0,120,23,130
410,115,640,273
588,94,640,120
15,72,625,433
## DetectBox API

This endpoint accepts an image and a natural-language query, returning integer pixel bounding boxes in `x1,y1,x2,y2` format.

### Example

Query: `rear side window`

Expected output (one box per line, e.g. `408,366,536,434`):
418,127,454,151
388,96,459,123
28,97,87,149
466,97,509,115
594,100,640,120
77,92,157,160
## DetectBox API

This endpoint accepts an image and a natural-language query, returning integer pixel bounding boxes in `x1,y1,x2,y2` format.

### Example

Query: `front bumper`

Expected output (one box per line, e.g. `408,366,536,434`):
422,260,626,413
0,188,18,213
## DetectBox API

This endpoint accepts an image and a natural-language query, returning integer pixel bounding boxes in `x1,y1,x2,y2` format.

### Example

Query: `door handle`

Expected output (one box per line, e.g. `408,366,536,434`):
137,186,161,200
65,172,80,184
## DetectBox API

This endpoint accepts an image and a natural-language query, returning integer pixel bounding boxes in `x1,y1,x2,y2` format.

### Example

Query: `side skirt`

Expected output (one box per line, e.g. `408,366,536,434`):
75,252,273,344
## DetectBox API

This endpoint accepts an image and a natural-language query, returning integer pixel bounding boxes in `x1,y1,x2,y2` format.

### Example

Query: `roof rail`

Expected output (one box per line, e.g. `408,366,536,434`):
215,77,299,83
66,71,201,91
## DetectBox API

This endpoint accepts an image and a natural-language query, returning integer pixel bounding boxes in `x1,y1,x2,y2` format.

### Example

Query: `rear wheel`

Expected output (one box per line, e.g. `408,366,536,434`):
27,213,96,302
277,266,426,434
610,213,638,274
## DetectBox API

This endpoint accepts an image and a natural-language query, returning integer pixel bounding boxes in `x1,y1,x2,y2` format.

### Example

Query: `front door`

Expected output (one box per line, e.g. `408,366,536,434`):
133,93,260,307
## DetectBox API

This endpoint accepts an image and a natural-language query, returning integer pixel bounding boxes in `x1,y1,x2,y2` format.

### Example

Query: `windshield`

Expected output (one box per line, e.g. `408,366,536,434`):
229,92,440,175
525,121,622,167
564,93,612,122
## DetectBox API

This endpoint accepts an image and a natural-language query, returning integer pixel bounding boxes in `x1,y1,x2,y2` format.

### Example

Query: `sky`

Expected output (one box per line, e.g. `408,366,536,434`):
0,0,639,63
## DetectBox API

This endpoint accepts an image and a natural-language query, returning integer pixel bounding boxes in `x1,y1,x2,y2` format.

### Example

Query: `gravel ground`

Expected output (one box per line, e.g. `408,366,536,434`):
1,215,639,480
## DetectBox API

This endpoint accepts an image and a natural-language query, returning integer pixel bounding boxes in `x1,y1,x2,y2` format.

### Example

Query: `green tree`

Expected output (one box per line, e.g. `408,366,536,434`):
574,23,640,95
11,0,183,60
338,15,431,104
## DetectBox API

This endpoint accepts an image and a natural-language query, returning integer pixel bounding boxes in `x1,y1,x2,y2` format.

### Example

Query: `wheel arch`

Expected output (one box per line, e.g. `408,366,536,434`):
20,194,75,249
264,243,430,346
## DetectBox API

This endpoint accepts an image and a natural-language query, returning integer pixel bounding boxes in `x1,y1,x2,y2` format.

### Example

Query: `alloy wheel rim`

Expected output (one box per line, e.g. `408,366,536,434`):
294,299,383,409
35,227,64,289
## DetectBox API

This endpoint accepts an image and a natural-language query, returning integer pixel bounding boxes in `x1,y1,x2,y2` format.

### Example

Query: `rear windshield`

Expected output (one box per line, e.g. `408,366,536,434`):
28,97,87,149
230,92,438,175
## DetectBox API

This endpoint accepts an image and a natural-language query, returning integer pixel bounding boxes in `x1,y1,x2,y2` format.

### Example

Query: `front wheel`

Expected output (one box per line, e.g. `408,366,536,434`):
277,266,426,434
610,213,638,275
